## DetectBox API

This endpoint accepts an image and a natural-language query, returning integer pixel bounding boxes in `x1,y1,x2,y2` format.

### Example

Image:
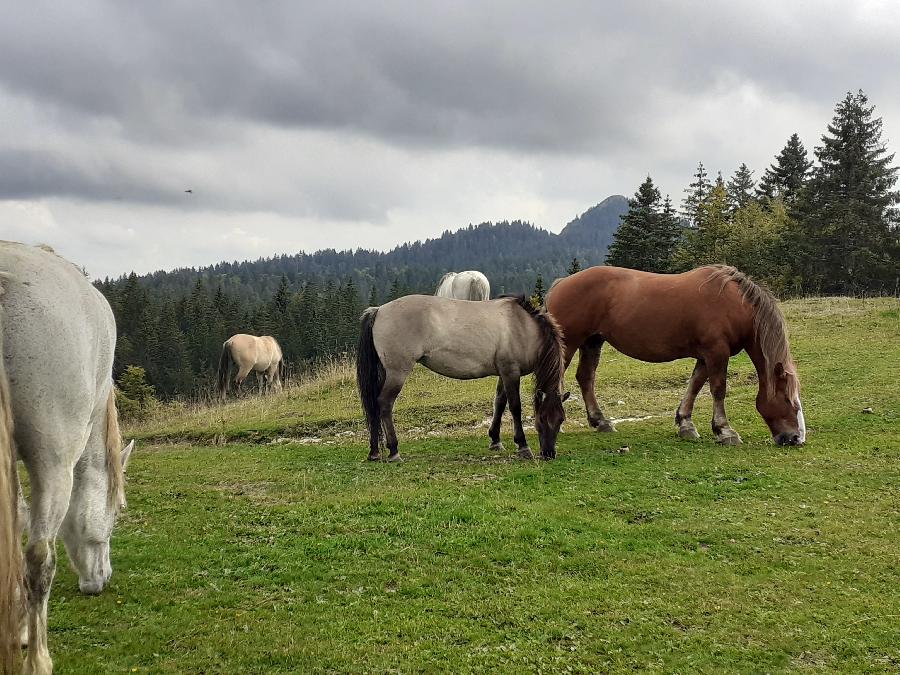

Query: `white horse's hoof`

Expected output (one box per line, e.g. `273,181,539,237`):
488,441,505,452
517,446,534,460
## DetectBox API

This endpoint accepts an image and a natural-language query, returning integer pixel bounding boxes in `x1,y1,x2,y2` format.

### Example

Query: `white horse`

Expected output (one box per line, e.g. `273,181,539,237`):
217,334,285,400
0,242,133,675
434,270,490,300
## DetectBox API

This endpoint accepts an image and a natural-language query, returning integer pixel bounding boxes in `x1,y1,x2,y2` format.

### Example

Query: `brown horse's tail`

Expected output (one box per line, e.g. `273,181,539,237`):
356,308,384,456
217,340,234,400
0,284,23,674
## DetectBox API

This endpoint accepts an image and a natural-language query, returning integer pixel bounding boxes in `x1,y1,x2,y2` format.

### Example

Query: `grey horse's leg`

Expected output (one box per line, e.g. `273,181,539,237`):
576,337,615,432
706,352,742,445
378,367,412,462
21,452,74,675
675,359,708,440
488,378,507,451
500,373,533,459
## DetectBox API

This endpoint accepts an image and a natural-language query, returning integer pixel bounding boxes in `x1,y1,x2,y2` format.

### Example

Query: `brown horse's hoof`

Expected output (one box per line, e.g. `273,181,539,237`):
517,446,534,460
367,453,381,462
387,453,403,463
717,430,743,445
678,425,700,440
488,441,505,452
594,421,616,433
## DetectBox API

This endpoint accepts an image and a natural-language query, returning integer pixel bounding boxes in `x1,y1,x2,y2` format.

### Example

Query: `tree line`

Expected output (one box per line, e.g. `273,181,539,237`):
102,90,897,403
605,90,899,295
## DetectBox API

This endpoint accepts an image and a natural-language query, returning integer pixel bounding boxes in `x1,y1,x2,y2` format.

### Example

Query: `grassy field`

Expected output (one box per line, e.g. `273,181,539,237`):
43,298,899,672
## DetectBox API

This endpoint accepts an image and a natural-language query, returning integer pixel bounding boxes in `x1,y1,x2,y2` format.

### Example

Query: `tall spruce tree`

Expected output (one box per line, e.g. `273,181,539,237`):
757,133,812,204
608,176,669,271
567,257,582,274
726,163,755,212
681,162,711,226
793,90,899,293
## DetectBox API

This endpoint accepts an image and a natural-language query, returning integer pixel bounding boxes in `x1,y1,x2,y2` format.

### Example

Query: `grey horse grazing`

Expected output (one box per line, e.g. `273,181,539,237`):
434,270,491,300
0,242,133,675
357,295,569,462
217,334,285,400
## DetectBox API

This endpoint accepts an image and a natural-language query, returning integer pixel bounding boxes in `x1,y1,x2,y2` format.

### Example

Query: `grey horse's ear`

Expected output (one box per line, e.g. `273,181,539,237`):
536,390,546,403
122,440,135,472
562,391,571,402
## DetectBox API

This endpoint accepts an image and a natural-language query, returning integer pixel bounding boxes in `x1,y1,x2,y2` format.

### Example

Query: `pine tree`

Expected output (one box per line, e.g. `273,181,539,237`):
793,90,899,293
726,163,755,212
567,257,582,275
681,162,711,226
757,133,812,204
531,273,546,308
607,176,661,270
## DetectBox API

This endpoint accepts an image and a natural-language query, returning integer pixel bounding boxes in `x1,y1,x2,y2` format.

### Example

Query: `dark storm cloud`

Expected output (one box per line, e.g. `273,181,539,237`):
1,0,898,278
4,1,896,159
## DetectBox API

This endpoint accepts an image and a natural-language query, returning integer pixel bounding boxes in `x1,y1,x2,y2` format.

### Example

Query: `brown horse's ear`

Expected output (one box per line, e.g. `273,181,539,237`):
536,390,546,403
774,362,786,379
562,391,571,402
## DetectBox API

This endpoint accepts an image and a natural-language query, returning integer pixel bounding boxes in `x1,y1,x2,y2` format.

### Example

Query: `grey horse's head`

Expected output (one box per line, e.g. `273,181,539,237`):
534,389,570,459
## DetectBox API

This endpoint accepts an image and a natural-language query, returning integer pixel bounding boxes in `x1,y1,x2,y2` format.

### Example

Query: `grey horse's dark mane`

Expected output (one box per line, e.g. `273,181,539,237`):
502,295,565,395
701,265,798,398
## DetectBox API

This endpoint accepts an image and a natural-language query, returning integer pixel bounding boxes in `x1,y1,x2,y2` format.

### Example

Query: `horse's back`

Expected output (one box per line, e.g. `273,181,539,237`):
547,266,753,361
0,242,115,455
373,295,528,377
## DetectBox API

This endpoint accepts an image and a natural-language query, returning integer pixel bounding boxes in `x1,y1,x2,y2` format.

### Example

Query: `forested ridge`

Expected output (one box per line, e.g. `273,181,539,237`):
102,90,898,403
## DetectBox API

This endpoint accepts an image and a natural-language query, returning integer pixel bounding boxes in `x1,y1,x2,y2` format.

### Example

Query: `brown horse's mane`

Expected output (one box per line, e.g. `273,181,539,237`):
702,265,798,398
503,295,565,395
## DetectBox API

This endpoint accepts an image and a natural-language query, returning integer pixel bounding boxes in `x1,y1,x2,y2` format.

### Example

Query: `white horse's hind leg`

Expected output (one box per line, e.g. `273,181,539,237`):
21,457,74,675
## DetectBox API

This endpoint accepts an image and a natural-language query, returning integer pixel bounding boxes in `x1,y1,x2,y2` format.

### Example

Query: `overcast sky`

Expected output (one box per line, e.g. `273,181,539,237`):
2,1,898,279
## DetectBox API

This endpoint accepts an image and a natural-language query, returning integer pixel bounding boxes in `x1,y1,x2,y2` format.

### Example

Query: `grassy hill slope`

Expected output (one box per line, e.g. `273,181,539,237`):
43,297,899,672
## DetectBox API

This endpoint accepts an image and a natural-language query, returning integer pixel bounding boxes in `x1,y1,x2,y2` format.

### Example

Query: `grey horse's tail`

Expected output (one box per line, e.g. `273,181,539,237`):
356,307,384,456
0,283,23,673
217,340,234,399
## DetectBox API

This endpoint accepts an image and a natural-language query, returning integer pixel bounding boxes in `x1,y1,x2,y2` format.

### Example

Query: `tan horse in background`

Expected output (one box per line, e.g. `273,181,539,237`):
217,334,285,400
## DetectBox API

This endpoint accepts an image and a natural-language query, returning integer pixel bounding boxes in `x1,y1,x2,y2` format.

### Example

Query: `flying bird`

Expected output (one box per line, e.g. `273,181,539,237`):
184,189,193,194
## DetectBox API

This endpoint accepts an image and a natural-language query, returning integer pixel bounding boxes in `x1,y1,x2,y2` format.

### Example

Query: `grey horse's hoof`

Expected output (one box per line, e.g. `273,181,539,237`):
489,441,505,452
593,420,616,433
717,429,743,445
678,425,701,440
517,446,534,460
387,453,404,463
367,454,381,462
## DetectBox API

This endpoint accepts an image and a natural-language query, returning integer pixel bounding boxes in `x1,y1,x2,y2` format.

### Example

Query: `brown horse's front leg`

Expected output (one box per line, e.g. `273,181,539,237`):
706,354,742,445
576,338,615,432
488,378,507,451
675,359,707,440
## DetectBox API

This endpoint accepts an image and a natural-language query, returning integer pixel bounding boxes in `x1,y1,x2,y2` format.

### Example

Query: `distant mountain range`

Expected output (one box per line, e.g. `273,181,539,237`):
126,195,629,302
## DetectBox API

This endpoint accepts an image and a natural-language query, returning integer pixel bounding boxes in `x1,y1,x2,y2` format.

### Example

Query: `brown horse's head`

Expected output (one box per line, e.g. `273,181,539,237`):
756,362,805,446
534,389,570,459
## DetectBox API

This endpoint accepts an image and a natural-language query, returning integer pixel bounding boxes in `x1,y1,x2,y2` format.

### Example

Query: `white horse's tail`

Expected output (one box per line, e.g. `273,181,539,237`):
434,272,455,297
0,283,23,674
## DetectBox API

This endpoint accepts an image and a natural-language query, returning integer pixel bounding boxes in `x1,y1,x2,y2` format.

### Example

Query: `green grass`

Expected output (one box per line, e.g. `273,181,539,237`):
44,297,900,672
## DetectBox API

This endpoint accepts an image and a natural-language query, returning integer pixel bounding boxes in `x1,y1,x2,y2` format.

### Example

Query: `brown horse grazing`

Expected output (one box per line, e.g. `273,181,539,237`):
545,265,806,446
